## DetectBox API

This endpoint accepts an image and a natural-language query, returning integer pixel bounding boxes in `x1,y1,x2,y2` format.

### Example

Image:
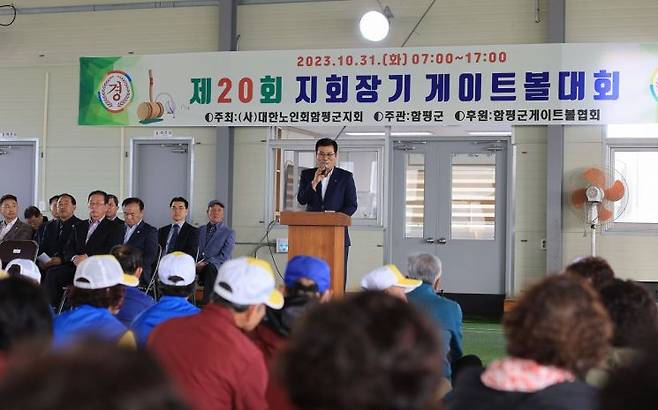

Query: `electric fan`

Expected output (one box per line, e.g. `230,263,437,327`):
565,166,629,256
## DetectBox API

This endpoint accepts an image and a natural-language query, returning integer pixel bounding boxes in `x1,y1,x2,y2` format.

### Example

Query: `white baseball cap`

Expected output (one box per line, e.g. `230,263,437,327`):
74,255,139,289
213,257,283,309
6,259,41,283
158,251,196,286
361,264,422,293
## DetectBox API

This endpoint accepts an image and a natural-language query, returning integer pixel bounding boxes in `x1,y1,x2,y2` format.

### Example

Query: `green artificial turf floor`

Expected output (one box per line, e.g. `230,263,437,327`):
462,320,506,365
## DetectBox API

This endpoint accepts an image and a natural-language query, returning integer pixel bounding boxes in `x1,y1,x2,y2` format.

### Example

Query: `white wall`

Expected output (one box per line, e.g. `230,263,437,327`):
0,6,220,220
3,0,656,290
235,0,547,289
561,0,658,281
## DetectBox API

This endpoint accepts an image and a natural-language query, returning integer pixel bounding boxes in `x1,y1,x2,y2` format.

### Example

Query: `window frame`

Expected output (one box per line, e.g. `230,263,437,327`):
265,129,385,227
604,132,658,233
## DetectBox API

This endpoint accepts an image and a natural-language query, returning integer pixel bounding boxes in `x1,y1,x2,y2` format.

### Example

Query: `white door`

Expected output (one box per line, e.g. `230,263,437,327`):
391,139,507,295
132,139,192,228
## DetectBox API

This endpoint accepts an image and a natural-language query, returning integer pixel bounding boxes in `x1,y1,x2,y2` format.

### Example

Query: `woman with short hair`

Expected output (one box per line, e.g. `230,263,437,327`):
445,274,612,410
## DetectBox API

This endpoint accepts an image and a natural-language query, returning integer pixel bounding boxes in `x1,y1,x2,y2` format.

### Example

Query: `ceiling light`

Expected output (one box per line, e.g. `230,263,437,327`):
359,10,389,42
468,131,512,136
391,131,433,136
345,132,385,136
345,131,434,136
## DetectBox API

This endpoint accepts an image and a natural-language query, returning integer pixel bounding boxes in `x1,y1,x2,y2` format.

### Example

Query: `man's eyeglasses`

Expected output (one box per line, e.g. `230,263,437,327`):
317,152,336,158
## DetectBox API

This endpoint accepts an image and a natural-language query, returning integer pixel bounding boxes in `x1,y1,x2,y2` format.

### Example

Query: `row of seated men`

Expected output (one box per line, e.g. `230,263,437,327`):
0,247,655,410
0,192,235,306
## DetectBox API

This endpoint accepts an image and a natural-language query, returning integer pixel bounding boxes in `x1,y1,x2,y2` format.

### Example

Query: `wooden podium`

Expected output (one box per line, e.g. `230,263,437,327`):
279,211,351,296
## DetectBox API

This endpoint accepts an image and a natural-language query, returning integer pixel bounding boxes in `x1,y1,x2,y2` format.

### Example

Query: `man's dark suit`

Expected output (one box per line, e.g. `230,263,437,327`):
297,167,358,245
158,222,199,259
124,220,158,287
45,218,124,304
0,219,34,242
39,215,82,259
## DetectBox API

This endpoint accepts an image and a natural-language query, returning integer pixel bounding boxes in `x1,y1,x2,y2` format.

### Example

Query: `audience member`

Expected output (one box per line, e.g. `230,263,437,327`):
600,336,658,410
250,255,332,410
23,206,47,245
565,256,615,291
44,190,124,305
0,194,33,242
6,259,41,284
121,197,158,286
158,197,198,258
105,194,123,224
0,276,52,378
111,245,155,327
406,253,464,381
361,264,422,301
196,200,235,303
0,339,189,410
131,252,200,348
281,291,444,410
38,193,81,271
52,255,138,348
445,275,612,410
48,195,59,220
586,278,658,387
149,257,283,410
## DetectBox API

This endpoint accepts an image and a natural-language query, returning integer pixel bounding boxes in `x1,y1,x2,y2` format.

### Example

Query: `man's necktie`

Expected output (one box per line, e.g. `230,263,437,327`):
57,221,64,240
167,224,180,254
206,224,217,244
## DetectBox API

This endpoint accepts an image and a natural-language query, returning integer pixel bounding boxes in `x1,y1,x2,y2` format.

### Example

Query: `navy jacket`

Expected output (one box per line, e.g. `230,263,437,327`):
158,222,199,259
124,220,159,285
297,167,357,246
40,215,82,259
63,218,124,261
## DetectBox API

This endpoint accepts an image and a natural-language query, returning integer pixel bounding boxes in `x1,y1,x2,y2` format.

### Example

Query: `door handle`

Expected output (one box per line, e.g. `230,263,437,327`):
424,237,435,243
436,237,447,245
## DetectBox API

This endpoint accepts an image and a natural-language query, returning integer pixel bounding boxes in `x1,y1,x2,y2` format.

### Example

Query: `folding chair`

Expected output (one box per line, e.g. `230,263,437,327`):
0,240,38,268
144,245,163,300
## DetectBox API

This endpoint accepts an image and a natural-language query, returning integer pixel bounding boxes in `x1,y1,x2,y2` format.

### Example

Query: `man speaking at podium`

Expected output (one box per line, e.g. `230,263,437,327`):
297,138,358,284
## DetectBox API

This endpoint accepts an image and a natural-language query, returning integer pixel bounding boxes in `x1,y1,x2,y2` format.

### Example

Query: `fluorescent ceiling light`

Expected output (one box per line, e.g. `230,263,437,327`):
359,10,389,42
468,131,512,136
391,131,433,136
345,132,385,136
345,131,433,136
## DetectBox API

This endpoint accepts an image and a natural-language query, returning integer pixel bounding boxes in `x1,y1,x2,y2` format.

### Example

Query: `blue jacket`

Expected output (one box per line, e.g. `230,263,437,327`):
130,296,200,348
297,167,358,246
197,222,236,271
53,304,128,347
407,283,464,378
124,221,159,286
115,286,155,328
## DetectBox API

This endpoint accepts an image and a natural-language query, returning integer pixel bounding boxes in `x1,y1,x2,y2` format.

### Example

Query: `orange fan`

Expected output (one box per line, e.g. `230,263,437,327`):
567,167,628,224
565,166,629,257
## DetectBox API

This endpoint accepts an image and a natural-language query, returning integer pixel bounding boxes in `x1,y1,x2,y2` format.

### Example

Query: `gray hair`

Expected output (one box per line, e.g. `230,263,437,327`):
407,253,442,284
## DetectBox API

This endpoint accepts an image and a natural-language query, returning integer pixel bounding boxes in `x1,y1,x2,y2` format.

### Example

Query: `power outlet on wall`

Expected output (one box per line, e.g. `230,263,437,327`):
540,239,546,250
276,238,289,253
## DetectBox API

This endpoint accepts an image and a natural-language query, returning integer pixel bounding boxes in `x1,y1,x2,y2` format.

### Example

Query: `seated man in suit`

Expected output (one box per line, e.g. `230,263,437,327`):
197,200,236,303
39,193,82,271
24,206,48,246
49,195,60,220
158,197,198,259
297,138,358,284
44,190,124,305
0,194,34,243
106,194,123,225
121,197,158,287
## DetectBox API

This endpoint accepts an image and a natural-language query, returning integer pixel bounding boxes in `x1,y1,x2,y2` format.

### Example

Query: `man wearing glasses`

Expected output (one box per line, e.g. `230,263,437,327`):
297,138,358,286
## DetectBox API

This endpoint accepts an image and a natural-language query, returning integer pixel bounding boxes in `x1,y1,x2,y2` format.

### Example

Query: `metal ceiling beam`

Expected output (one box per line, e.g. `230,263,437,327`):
0,0,345,16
